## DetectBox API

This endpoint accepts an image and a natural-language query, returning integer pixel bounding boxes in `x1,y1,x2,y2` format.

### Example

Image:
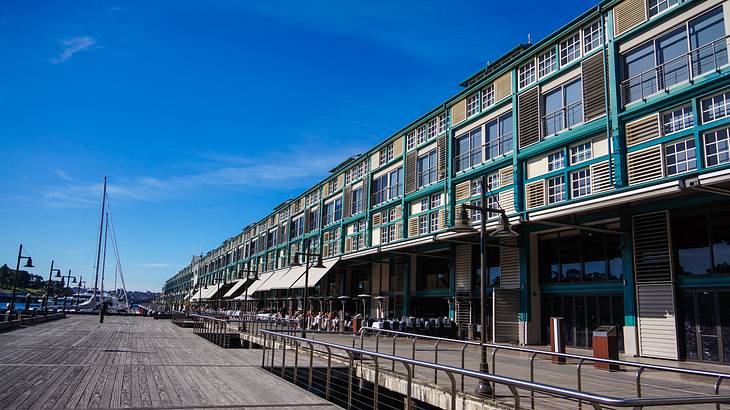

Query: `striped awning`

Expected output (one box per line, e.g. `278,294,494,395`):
290,258,339,289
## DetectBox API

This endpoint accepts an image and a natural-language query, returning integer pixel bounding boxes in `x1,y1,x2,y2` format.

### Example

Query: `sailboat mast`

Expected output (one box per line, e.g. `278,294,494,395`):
92,176,107,307
100,213,109,300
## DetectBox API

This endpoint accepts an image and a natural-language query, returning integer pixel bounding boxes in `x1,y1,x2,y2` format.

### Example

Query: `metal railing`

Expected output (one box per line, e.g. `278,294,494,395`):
542,100,583,137
261,329,730,410
372,184,403,206
357,326,730,409
620,36,730,106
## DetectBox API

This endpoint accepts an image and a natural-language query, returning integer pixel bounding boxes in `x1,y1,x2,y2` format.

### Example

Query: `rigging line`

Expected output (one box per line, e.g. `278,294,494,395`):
100,213,109,298
107,211,130,308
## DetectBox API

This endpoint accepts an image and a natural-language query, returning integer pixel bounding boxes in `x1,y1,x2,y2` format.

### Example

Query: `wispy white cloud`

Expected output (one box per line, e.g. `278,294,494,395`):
50,36,100,64
40,144,363,208
54,169,74,182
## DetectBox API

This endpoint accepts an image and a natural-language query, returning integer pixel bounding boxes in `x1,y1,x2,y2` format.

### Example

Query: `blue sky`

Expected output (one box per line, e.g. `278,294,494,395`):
0,0,597,291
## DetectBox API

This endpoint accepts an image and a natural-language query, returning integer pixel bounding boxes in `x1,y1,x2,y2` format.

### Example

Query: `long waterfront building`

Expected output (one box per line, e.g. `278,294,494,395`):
163,0,730,365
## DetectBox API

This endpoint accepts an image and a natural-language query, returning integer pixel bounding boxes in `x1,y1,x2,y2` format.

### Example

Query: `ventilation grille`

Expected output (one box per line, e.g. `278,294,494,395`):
626,114,660,147
500,166,514,186
614,0,647,36
525,180,546,209
451,98,467,125
637,283,678,360
372,213,382,227
518,87,541,148
437,137,447,181
371,264,381,295
590,160,613,193
627,145,663,185
582,51,607,121
405,151,417,194
499,189,515,215
408,217,419,237
343,186,352,218
499,238,519,289
633,211,672,283
454,244,472,294
494,289,520,344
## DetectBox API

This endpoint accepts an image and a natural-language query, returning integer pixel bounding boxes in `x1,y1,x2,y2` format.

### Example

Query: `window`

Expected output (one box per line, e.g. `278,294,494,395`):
471,179,482,196
548,150,565,171
455,128,482,171
547,176,566,204
418,215,429,234
417,124,427,145
538,48,556,78
662,105,694,134
430,212,439,232
406,130,415,150
519,60,536,88
430,193,442,208
543,78,583,136
664,138,697,175
571,168,592,198
487,172,500,190
419,197,429,212
438,113,447,134
416,254,450,291
290,217,304,239
570,142,592,165
428,118,438,139
672,210,730,275
648,0,679,18
704,126,730,166
351,187,363,214
372,168,403,205
482,84,495,108
583,20,603,54
470,199,482,223
467,93,480,117
351,220,366,251
379,144,394,165
309,209,319,231
267,229,277,249
701,91,730,123
327,179,337,195
324,198,342,225
560,33,581,66
485,112,514,160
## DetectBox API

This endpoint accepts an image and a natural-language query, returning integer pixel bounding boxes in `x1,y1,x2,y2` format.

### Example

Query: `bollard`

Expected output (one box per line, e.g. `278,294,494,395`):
550,317,566,364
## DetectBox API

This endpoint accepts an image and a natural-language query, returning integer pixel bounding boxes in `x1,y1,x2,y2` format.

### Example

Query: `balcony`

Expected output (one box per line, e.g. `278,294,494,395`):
417,167,438,188
620,36,729,106
543,100,584,137
454,148,483,173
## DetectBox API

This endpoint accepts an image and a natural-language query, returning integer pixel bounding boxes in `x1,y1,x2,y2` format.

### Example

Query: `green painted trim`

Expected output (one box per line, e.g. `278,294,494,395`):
676,275,730,288
540,282,624,294
517,117,608,159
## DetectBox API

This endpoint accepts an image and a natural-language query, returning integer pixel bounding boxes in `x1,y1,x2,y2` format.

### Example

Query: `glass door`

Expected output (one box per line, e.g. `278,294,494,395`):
680,290,730,363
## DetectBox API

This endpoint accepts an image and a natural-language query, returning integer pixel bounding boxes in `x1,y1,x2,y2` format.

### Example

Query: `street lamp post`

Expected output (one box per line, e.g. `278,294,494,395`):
76,277,86,311
449,174,518,398
9,244,34,319
240,263,257,315
290,237,325,338
55,270,77,314
46,260,61,314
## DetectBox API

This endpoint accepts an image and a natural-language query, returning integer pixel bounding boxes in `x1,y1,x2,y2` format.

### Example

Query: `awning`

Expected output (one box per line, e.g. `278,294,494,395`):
269,267,305,290
223,279,247,298
290,258,340,289
190,288,204,301
200,284,220,300
247,272,273,294
256,268,291,292
234,294,256,301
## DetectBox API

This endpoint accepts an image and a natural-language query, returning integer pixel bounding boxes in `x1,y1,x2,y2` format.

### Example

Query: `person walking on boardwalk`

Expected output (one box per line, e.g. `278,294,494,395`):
99,298,108,323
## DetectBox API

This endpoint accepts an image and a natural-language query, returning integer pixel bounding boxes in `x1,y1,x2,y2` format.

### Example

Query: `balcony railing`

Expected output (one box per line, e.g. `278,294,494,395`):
454,147,483,172
543,100,584,137
372,183,402,205
417,167,438,188
621,36,729,106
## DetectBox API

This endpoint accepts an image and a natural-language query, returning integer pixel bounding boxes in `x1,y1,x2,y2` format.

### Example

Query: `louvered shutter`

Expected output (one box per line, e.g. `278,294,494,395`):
454,244,472,295
437,137,447,181
370,153,380,170
627,145,663,185
344,236,353,253
361,181,369,212
633,212,673,283
394,222,403,240
337,174,344,190
371,227,381,246
393,137,404,158
499,189,515,215
438,208,446,231
500,166,514,186
518,87,540,148
525,180,546,209
494,72,512,102
582,51,607,121
322,183,330,197
303,210,311,234
405,151,418,194
493,289,520,343
590,160,613,193
408,217,419,237
626,114,660,147
614,0,647,37
455,180,471,201
499,238,519,288
372,213,382,227
394,205,403,220
451,98,467,125
343,186,352,219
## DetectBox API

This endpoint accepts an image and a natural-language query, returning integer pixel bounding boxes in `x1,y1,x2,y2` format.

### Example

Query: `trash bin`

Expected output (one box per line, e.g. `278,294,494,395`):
592,325,619,371
352,316,363,334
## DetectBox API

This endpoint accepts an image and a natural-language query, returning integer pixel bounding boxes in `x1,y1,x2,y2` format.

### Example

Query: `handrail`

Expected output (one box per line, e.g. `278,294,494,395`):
262,330,730,408
359,326,730,380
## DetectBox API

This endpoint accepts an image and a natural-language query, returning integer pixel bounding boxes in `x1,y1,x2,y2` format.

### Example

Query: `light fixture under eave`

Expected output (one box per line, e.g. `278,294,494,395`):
449,208,477,234
489,214,519,239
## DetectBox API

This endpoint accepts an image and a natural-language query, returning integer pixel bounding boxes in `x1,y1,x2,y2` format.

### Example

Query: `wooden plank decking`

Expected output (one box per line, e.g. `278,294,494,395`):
0,315,338,409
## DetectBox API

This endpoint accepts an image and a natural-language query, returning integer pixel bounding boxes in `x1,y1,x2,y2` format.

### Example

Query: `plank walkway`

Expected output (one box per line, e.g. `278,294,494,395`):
0,315,338,409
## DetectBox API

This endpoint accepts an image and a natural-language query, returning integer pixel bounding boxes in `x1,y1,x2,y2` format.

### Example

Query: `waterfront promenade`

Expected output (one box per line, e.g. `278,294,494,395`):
0,315,337,409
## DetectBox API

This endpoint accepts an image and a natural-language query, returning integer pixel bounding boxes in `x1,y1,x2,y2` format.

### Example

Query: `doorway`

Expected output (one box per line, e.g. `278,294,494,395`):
679,290,730,363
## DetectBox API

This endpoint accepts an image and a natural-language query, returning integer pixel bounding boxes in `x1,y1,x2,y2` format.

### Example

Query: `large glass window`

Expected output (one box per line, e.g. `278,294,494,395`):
417,254,451,291
417,150,438,188
538,48,556,78
583,20,603,54
571,168,592,198
372,168,403,205
648,0,679,17
664,138,697,175
560,33,581,66
701,91,730,123
705,126,730,167
673,209,730,275
538,226,623,283
689,7,728,76
351,187,363,214
543,78,583,136
662,105,694,134
455,128,482,172
485,112,513,160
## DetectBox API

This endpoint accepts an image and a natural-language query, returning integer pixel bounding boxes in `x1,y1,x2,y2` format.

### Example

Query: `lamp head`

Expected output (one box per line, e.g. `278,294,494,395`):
71,277,77,284
313,256,325,269
450,207,476,234
489,214,519,239
24,257,34,268
55,271,62,278
290,254,302,267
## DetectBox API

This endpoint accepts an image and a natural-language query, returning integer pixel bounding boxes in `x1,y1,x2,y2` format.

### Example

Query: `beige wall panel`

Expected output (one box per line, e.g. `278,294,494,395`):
526,155,549,179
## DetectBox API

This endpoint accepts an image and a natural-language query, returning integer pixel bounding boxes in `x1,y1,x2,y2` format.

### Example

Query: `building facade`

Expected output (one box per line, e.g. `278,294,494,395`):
163,0,730,365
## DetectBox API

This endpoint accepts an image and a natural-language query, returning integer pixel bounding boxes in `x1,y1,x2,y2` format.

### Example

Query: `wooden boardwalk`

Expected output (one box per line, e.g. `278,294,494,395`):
0,315,338,409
